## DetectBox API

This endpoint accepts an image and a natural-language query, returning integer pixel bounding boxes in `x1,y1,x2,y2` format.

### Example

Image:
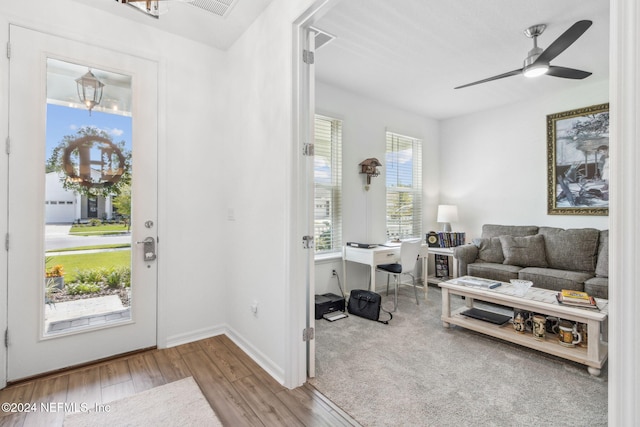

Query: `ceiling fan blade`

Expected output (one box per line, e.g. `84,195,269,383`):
454,69,522,89
535,20,592,65
546,66,592,79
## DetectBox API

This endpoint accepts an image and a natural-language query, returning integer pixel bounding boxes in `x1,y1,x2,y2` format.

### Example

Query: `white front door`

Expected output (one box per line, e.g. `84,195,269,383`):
5,25,158,381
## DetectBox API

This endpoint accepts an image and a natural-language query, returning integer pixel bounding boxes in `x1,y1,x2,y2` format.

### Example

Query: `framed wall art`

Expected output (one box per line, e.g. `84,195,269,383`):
547,103,609,216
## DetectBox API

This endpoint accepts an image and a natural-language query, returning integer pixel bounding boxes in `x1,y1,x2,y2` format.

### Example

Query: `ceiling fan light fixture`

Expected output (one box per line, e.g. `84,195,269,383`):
523,63,549,78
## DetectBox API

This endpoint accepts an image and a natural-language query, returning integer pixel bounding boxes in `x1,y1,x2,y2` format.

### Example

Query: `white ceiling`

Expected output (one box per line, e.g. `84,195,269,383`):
81,0,609,120
82,0,274,50
313,0,610,120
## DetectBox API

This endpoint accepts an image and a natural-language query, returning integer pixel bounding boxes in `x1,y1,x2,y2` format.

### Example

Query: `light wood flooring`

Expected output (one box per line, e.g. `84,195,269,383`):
0,335,359,426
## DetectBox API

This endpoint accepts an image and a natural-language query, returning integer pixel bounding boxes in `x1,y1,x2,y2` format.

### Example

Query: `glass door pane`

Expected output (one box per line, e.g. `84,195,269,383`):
44,59,133,336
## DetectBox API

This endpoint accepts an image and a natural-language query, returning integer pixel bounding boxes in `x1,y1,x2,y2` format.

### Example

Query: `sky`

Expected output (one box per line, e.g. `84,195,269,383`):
45,104,132,163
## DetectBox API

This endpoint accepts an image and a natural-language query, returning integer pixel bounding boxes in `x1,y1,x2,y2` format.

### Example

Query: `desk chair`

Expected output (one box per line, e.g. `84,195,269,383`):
376,238,422,312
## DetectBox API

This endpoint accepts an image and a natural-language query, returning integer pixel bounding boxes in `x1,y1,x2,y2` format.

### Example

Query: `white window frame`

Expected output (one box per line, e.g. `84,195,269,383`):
385,131,423,240
314,115,342,256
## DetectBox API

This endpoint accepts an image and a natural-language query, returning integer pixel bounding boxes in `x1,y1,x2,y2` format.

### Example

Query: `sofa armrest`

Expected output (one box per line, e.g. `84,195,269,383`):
453,244,479,277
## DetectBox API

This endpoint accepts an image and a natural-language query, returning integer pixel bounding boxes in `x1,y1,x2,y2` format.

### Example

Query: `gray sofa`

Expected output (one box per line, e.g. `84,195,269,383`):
453,224,609,299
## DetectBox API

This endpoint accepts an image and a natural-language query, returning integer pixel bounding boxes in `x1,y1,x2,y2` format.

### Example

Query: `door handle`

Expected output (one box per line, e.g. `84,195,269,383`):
136,237,156,261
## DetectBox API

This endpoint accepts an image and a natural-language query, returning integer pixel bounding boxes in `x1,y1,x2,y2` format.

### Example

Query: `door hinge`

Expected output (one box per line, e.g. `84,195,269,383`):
303,143,314,156
5,137,10,155
302,235,314,249
4,233,8,251
303,49,314,65
4,329,8,348
6,42,10,59
302,327,314,342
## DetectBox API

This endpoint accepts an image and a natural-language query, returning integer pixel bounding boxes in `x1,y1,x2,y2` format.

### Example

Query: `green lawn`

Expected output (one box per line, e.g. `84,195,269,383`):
47,250,131,283
70,224,130,235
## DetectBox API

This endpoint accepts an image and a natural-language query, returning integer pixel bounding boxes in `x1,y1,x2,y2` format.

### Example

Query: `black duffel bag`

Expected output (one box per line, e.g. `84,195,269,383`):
347,289,392,324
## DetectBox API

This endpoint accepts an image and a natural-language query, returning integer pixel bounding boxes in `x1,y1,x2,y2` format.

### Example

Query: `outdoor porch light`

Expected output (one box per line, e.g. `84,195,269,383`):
75,69,104,116
437,204,458,232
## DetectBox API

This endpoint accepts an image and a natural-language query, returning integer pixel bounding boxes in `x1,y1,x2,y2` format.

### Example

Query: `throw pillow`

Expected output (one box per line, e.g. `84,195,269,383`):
499,234,548,268
539,227,599,272
473,237,504,264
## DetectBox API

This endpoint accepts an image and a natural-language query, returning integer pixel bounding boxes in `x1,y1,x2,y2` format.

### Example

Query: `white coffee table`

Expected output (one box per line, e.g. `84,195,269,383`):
439,276,609,376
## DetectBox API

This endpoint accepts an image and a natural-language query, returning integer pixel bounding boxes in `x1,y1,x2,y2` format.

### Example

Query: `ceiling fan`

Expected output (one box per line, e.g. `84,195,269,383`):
455,20,593,89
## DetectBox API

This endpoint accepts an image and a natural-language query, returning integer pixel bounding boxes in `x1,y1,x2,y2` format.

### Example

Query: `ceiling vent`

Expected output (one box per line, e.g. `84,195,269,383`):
189,0,237,17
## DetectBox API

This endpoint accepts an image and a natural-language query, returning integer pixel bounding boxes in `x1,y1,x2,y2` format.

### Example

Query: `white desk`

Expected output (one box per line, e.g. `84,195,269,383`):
342,244,431,300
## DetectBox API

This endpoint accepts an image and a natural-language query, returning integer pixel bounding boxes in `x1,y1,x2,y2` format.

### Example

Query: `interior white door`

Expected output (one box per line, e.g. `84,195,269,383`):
6,25,158,381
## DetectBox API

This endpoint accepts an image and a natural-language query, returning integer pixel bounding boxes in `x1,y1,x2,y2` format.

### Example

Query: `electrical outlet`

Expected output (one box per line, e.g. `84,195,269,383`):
332,269,337,277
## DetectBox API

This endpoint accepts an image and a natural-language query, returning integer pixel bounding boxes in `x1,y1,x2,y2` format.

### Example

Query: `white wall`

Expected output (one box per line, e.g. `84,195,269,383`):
223,0,315,383
314,81,439,294
440,79,610,239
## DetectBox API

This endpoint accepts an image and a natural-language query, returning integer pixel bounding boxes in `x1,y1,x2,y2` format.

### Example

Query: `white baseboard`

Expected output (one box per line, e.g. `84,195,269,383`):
164,325,225,348
163,324,285,386
224,325,285,385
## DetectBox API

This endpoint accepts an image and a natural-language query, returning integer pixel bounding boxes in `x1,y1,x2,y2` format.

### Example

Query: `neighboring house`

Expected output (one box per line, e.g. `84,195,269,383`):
45,171,113,223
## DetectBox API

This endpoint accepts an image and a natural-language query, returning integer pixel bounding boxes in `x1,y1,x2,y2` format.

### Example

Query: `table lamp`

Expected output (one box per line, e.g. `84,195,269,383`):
437,205,458,232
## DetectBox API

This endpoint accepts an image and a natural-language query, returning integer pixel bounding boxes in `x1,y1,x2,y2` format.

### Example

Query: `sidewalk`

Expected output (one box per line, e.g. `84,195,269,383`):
45,295,130,335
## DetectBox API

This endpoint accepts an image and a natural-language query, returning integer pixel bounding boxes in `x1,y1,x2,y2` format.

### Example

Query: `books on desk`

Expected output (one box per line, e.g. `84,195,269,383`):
346,242,378,249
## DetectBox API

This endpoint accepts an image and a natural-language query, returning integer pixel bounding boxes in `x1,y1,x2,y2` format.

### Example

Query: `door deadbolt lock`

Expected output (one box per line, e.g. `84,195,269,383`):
136,237,156,261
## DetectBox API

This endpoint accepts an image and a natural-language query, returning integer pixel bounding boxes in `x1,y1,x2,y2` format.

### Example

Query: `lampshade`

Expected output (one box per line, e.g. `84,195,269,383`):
437,205,458,232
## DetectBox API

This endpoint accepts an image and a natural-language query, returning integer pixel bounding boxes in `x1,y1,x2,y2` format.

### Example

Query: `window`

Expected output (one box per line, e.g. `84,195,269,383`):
385,132,422,240
314,115,342,254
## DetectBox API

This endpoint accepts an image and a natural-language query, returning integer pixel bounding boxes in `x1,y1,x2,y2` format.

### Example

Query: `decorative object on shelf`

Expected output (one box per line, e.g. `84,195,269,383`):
532,314,546,341
547,103,609,216
436,204,458,231
426,231,439,247
432,231,465,248
510,279,533,297
359,158,381,191
435,255,449,278
513,312,526,334
558,320,582,347
76,69,104,116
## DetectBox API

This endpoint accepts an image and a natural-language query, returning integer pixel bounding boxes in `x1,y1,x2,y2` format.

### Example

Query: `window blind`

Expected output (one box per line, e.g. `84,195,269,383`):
314,115,342,253
385,132,422,240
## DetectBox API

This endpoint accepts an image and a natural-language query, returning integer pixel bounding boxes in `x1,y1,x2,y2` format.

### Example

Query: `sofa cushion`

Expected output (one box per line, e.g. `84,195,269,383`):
585,276,609,299
518,267,592,293
539,227,599,272
595,230,609,278
472,237,504,264
499,235,548,268
468,262,522,283
482,224,538,239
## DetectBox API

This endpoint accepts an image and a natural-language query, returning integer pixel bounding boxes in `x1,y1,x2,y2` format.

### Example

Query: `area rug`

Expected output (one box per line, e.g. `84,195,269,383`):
64,376,222,427
309,286,607,427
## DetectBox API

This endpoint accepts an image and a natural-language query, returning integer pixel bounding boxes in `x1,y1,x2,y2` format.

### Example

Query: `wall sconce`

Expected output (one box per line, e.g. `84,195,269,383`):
437,204,458,232
76,69,104,116
359,158,381,191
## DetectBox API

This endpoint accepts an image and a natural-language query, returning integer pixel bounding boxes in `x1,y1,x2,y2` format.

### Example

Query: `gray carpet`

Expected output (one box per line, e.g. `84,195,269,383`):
309,285,607,427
